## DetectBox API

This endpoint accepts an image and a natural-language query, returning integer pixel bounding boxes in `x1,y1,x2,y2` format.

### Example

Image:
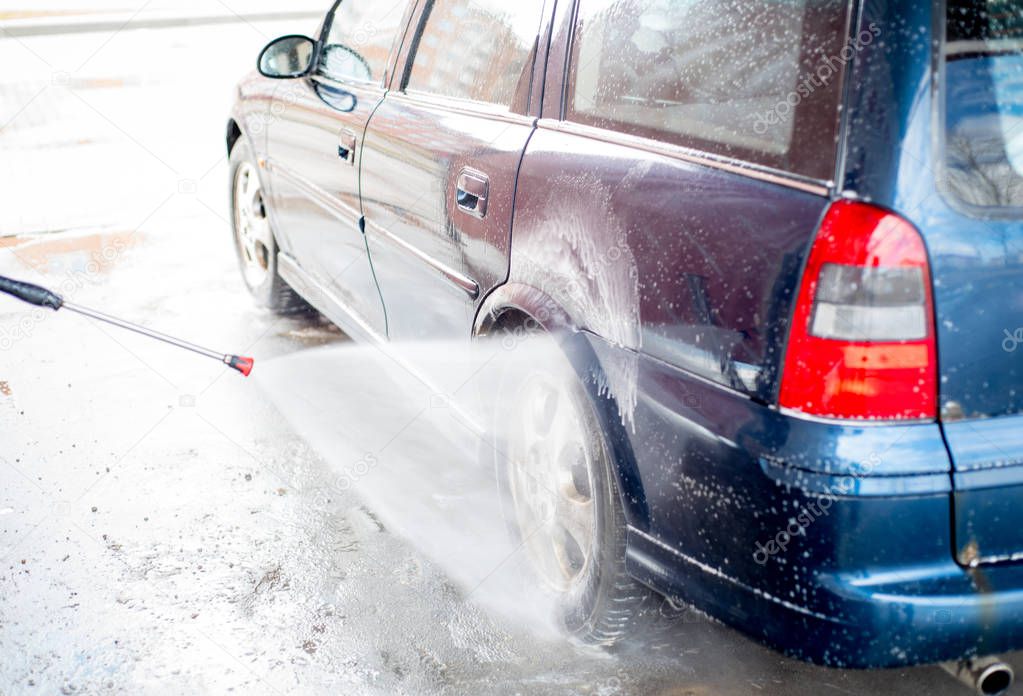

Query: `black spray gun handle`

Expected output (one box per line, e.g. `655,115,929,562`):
0,275,64,310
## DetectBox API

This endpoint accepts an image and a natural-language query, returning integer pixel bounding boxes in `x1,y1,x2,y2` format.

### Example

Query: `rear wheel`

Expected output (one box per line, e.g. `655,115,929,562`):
229,138,308,314
494,331,649,644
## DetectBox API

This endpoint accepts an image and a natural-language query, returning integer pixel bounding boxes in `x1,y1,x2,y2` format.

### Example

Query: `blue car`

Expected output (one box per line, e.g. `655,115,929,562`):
230,0,1023,683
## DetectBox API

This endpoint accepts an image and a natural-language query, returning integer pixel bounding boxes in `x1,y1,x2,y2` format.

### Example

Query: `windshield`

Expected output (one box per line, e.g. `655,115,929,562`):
943,0,1023,212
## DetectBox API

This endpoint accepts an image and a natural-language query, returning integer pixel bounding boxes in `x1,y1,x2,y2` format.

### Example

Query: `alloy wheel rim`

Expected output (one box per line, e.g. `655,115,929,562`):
234,162,273,288
507,372,597,593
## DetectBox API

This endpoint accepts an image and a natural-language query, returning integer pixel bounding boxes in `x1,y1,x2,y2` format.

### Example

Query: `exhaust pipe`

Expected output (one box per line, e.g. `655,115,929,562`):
941,656,1014,695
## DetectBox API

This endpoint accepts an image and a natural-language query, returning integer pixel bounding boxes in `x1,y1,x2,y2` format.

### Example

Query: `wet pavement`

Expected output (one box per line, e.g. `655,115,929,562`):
0,11,1019,696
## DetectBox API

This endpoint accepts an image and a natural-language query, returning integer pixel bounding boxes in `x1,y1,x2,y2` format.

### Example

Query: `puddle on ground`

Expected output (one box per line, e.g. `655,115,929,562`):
278,322,347,346
0,228,141,276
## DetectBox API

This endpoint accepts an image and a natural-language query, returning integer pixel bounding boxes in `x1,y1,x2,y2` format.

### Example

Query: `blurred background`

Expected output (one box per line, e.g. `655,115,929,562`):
0,0,324,236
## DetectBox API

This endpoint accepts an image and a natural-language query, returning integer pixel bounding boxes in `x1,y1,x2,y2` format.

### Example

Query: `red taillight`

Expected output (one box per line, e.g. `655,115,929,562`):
779,200,937,421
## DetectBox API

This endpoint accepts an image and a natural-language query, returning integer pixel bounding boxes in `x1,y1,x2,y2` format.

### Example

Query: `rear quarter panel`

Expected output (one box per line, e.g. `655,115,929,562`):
505,123,843,568
506,125,832,414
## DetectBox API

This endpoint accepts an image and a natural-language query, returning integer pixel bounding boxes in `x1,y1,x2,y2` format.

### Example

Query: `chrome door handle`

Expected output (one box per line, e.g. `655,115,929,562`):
338,128,357,165
456,168,489,218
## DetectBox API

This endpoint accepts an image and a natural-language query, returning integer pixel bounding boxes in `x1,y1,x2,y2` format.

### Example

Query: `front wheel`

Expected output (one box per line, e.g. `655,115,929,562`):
229,137,308,314
494,332,649,644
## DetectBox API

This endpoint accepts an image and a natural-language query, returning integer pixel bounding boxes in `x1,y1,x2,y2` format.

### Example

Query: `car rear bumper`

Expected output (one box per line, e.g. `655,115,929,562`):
626,525,1023,667
578,333,1023,668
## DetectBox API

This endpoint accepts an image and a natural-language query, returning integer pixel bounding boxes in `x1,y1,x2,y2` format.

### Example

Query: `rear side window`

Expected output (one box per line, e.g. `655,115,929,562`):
320,0,408,83
566,0,853,180
943,0,1023,212
404,0,546,108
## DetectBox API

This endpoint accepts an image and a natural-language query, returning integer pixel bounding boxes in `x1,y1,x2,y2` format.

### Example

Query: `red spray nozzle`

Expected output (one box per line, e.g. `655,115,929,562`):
226,355,255,377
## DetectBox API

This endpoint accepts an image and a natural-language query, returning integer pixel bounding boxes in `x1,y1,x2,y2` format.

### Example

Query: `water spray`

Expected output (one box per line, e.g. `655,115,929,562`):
0,275,254,376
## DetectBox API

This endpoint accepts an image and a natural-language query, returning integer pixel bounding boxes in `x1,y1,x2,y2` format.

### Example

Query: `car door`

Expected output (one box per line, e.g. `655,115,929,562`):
265,0,412,339
358,0,551,341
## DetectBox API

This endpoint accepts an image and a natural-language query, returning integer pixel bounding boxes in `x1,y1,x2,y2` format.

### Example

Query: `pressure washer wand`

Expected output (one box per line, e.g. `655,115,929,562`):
0,275,254,376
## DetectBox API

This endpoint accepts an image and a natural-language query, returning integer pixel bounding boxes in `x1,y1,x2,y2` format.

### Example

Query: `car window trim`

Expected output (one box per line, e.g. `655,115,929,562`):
833,0,864,195
527,0,559,118
396,88,538,123
537,117,832,196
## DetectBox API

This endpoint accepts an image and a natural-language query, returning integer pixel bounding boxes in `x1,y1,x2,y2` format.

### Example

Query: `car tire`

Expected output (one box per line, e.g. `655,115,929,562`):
491,330,649,645
229,137,308,314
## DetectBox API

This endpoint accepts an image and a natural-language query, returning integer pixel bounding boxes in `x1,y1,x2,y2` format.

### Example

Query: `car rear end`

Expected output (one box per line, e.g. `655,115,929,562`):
501,0,1023,669
620,0,1023,669
770,0,1023,665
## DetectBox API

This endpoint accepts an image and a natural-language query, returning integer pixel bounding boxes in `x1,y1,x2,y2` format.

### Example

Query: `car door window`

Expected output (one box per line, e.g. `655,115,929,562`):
404,0,546,108
566,0,852,180
320,0,408,83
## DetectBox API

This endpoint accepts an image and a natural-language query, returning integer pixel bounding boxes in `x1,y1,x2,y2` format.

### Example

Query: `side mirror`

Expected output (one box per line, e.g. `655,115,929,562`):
258,35,316,79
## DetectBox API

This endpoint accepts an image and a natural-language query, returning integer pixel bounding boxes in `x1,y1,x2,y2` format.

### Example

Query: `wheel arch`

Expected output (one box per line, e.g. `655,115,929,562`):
226,118,243,156
474,283,652,532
